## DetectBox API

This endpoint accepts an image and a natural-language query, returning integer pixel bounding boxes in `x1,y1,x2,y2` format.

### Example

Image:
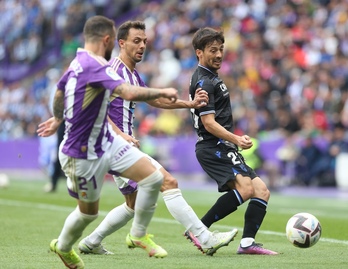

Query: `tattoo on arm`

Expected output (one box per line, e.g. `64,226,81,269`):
115,83,125,96
53,90,64,121
115,83,162,101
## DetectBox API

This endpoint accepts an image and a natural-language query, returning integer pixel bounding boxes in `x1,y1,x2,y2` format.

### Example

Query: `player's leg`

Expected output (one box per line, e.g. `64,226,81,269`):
159,167,237,255
79,177,137,255
196,146,249,228
80,152,236,257
237,176,278,255
160,168,207,241
78,201,134,255
109,136,166,257
120,158,167,257
150,156,211,240
50,154,108,268
240,176,270,247
197,144,277,255
50,200,98,269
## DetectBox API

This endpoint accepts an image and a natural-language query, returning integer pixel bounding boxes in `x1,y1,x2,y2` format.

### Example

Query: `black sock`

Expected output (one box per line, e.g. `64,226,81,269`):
201,189,243,228
242,198,267,239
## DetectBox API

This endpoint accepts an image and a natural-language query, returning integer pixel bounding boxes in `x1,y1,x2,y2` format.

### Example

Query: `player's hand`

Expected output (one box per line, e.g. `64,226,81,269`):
119,133,140,148
237,135,253,150
160,88,178,103
37,117,62,137
192,88,208,108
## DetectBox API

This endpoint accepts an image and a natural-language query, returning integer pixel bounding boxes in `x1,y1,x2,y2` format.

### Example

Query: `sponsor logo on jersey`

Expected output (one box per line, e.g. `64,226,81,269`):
114,144,132,161
106,67,122,81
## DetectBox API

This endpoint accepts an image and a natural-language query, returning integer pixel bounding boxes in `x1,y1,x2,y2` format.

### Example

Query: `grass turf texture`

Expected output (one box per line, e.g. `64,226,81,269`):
1,178,347,269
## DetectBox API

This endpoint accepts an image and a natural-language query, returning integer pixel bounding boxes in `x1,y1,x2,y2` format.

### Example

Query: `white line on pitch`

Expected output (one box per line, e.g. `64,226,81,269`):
1,198,348,246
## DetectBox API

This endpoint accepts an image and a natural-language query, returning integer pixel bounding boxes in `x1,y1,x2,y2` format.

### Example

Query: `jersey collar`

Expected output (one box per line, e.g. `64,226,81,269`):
198,64,218,75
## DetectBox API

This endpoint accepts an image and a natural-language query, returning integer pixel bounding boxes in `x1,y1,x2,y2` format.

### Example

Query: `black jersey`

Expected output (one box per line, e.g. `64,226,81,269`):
189,65,234,149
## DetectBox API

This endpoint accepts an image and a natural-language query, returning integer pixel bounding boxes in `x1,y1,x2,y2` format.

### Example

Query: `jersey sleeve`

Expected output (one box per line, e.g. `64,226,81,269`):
197,78,215,116
56,70,69,91
101,66,126,92
88,65,126,94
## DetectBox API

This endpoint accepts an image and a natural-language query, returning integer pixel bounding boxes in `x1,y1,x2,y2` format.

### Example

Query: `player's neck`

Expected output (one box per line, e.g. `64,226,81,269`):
84,43,105,58
119,54,136,72
198,63,218,74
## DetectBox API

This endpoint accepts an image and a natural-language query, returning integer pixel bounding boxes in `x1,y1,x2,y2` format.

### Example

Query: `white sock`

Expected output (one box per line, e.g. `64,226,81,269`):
162,188,210,243
240,237,255,247
57,206,98,252
86,203,134,246
130,169,163,238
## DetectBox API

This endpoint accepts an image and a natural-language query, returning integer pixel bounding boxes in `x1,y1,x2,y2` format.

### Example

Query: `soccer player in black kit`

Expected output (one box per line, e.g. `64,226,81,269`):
188,27,278,255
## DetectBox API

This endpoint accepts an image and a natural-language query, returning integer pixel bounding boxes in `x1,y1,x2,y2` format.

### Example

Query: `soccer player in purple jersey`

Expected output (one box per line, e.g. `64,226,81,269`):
188,27,278,255
78,20,238,256
37,16,180,269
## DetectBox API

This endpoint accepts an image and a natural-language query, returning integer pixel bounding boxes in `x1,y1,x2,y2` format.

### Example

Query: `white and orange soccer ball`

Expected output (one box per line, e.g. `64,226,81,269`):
286,212,322,248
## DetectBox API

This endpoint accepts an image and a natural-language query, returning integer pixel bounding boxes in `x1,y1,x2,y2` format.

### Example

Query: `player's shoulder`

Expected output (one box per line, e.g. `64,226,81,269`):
196,73,219,89
109,56,124,70
196,66,222,86
78,49,109,67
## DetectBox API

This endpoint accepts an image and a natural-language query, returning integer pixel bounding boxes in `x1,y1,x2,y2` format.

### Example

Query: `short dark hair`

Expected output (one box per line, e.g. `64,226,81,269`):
117,20,146,41
83,15,115,42
192,27,225,51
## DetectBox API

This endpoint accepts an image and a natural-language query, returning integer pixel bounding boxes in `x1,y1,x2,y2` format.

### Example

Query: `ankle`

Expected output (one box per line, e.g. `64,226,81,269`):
240,237,254,247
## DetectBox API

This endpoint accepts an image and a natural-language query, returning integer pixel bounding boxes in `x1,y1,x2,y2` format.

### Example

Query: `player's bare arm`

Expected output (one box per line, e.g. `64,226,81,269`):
201,113,253,150
37,89,64,137
114,83,178,102
147,88,208,109
53,90,64,121
107,115,140,148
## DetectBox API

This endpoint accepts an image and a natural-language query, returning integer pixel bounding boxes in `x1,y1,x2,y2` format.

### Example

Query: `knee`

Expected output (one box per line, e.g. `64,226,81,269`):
238,184,254,200
78,200,99,215
124,192,137,210
254,185,270,201
160,175,178,192
138,169,163,189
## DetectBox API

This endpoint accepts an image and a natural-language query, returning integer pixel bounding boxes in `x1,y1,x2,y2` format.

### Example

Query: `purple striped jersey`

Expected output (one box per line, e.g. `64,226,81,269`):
108,57,146,136
57,48,125,159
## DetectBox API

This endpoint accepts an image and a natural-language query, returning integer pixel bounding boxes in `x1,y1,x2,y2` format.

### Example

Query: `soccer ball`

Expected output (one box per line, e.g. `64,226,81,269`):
286,212,322,248
0,173,10,189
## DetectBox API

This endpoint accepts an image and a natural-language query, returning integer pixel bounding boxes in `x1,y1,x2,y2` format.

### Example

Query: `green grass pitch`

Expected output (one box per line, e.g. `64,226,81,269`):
0,178,347,269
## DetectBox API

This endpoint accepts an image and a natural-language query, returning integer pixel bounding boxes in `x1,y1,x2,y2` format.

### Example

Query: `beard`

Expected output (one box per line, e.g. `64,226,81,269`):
105,50,112,61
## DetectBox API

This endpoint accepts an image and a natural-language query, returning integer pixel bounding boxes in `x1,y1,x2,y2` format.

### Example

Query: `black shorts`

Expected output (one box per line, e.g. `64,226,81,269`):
196,143,257,192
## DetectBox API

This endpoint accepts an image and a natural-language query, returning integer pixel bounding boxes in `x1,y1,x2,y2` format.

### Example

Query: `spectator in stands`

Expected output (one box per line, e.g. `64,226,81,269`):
295,134,326,186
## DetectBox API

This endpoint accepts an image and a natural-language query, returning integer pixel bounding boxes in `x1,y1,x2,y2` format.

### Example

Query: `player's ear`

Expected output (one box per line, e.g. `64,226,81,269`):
118,39,125,48
196,49,202,58
103,35,110,47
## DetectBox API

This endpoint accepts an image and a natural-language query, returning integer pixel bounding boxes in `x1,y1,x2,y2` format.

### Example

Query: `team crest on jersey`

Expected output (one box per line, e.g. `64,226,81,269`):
219,83,228,92
106,67,122,81
81,191,88,199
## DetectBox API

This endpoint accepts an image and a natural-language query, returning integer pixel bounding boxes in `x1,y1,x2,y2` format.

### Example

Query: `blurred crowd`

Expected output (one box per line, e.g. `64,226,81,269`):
0,0,140,139
0,0,137,64
1,0,348,186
